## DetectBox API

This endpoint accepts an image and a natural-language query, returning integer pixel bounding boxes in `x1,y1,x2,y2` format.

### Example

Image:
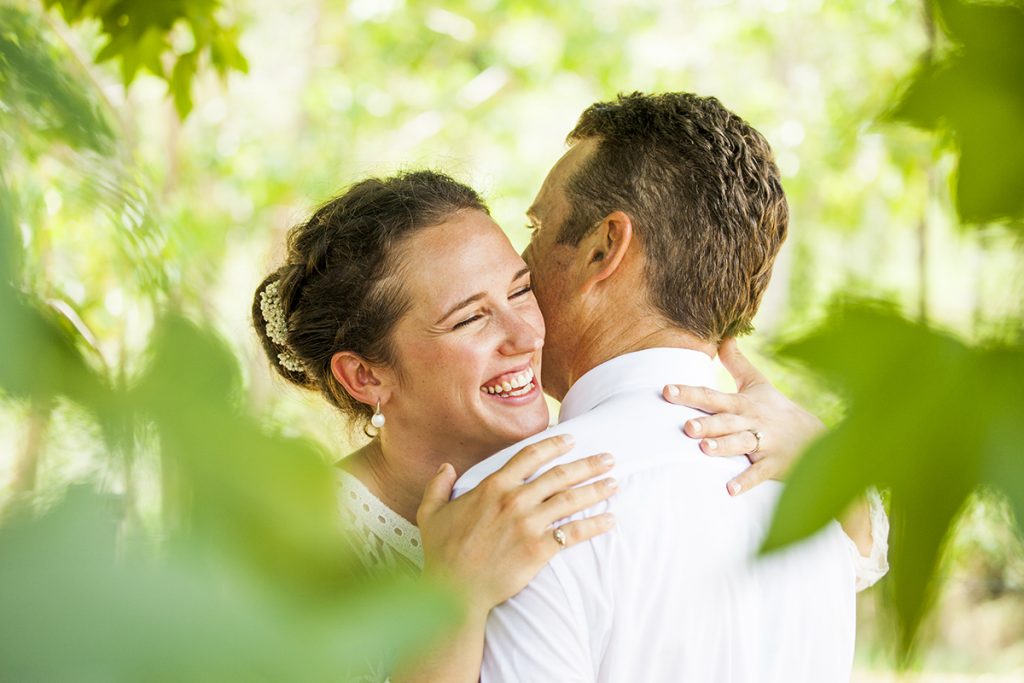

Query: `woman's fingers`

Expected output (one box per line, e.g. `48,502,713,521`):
520,452,615,502
537,476,618,522
416,462,457,524
718,338,768,391
725,459,774,496
550,513,616,550
684,412,750,439
698,430,761,458
495,433,576,484
663,383,741,415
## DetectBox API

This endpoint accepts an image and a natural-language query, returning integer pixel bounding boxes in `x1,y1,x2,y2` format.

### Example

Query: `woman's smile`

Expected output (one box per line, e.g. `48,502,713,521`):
481,365,537,396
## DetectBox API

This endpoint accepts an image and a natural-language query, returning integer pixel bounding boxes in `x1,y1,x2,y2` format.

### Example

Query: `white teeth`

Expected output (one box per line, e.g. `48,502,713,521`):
507,382,534,397
481,367,535,396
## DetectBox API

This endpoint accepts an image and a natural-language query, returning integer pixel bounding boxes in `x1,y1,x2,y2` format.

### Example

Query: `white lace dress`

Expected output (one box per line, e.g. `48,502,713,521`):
337,471,423,683
338,470,425,574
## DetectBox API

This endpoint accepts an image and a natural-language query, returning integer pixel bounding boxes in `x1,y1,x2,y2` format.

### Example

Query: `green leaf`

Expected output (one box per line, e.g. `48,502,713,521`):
887,0,1024,224
0,486,459,682
48,0,248,120
978,346,1024,532
762,302,1022,657
170,50,198,119
133,315,355,588
0,282,107,410
0,173,19,286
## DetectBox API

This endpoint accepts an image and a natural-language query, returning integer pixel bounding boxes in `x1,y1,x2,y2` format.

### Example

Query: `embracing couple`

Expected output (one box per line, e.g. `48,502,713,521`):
253,92,888,682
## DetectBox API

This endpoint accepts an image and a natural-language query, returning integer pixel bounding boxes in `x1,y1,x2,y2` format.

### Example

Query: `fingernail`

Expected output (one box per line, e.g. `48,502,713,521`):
688,420,702,435
600,453,615,467
603,513,616,526
604,477,618,491
728,481,742,495
706,439,718,451
561,434,575,445
437,463,448,475
666,385,679,397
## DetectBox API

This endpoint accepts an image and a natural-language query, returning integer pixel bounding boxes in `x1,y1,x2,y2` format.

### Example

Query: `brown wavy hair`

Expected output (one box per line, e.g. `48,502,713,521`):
252,171,488,425
561,92,789,343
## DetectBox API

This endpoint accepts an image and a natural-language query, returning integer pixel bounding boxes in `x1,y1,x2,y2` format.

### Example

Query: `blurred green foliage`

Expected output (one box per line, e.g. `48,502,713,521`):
0,485,455,681
2,0,1023,677
887,0,1024,224
763,301,1024,656
763,0,1024,665
0,1,456,680
0,5,112,155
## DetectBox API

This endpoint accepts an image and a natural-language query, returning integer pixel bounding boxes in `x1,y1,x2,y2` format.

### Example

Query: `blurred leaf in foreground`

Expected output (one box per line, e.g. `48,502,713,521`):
0,5,114,156
0,485,457,682
132,313,355,590
0,174,107,411
886,0,1024,224
761,302,1024,657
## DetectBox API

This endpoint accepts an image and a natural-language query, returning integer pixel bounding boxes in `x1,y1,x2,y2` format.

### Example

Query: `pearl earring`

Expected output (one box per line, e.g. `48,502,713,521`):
370,399,386,429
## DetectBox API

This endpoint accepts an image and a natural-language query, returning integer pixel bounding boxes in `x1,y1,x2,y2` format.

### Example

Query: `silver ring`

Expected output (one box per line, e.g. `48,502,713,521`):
748,430,763,455
552,527,567,548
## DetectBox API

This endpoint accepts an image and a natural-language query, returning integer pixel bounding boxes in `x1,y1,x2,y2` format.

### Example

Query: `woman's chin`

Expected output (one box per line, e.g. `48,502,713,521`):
478,382,550,447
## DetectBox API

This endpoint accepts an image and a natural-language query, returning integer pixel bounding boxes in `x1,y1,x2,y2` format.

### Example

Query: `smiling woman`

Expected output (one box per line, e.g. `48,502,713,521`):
371,209,549,458
251,170,619,682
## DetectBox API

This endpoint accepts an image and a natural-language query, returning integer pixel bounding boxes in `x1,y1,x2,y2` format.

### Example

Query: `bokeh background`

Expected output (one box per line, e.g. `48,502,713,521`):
1,0,1022,680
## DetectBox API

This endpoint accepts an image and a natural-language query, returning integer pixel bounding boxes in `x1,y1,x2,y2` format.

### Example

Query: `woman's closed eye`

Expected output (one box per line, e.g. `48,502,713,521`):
453,313,484,330
510,284,533,299
451,284,531,329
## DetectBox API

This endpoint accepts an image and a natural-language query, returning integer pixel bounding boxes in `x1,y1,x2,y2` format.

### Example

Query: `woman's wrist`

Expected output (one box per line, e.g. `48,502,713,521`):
422,556,499,615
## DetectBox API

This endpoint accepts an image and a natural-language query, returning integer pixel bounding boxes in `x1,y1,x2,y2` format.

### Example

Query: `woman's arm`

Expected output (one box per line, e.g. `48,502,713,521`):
662,338,887,586
394,435,618,683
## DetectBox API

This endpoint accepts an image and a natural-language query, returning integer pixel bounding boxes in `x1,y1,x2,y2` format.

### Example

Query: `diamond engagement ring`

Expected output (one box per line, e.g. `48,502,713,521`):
748,430,763,455
553,527,567,548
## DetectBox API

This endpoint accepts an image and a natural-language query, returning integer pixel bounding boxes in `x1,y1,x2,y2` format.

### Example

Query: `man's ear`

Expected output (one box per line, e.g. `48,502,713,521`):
331,351,390,407
579,211,634,295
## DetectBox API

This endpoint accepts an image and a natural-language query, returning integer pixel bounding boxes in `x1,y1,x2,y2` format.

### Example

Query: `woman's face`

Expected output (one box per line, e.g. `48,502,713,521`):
383,209,549,458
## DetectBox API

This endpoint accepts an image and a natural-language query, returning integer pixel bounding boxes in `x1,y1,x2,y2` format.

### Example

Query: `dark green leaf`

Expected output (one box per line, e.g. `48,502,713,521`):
762,302,1021,656
170,50,198,119
887,0,1024,224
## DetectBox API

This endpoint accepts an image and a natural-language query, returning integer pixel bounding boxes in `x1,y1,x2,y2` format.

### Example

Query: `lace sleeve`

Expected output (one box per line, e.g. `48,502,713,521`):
850,487,889,592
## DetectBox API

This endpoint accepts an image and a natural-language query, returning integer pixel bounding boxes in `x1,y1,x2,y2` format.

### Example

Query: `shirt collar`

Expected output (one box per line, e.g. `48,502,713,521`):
558,347,716,422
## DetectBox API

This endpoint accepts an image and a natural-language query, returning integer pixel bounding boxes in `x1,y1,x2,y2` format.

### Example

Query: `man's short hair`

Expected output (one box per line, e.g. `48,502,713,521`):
561,92,788,342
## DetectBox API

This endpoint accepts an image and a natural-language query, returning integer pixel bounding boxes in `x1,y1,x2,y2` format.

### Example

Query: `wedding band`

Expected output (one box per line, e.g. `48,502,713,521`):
748,430,763,455
553,527,567,548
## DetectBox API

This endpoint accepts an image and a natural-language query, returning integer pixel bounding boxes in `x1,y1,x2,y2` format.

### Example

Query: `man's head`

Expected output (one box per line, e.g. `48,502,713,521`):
524,92,788,397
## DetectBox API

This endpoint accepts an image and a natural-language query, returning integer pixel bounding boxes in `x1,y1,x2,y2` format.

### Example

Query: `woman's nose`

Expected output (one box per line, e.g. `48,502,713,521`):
499,310,543,356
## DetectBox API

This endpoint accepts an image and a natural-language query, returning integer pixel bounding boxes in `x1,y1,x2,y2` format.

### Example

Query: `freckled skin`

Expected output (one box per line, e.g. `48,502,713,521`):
384,210,550,458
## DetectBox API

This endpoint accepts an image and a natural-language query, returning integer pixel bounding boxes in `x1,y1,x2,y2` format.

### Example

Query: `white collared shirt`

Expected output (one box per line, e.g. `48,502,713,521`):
454,348,857,683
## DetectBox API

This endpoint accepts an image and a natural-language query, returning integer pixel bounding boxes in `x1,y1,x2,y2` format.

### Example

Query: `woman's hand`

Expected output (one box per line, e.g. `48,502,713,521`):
416,434,617,613
663,338,825,496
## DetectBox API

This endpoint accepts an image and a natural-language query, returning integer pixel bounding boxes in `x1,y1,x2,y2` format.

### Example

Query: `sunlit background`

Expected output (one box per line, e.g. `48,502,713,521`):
1,0,1022,679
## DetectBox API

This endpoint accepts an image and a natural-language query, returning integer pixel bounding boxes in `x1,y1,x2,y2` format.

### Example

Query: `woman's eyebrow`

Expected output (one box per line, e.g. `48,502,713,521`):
435,269,531,325
436,293,485,325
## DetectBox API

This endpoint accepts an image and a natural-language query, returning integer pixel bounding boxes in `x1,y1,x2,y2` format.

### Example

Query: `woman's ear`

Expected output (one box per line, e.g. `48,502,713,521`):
579,211,634,295
331,351,389,407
